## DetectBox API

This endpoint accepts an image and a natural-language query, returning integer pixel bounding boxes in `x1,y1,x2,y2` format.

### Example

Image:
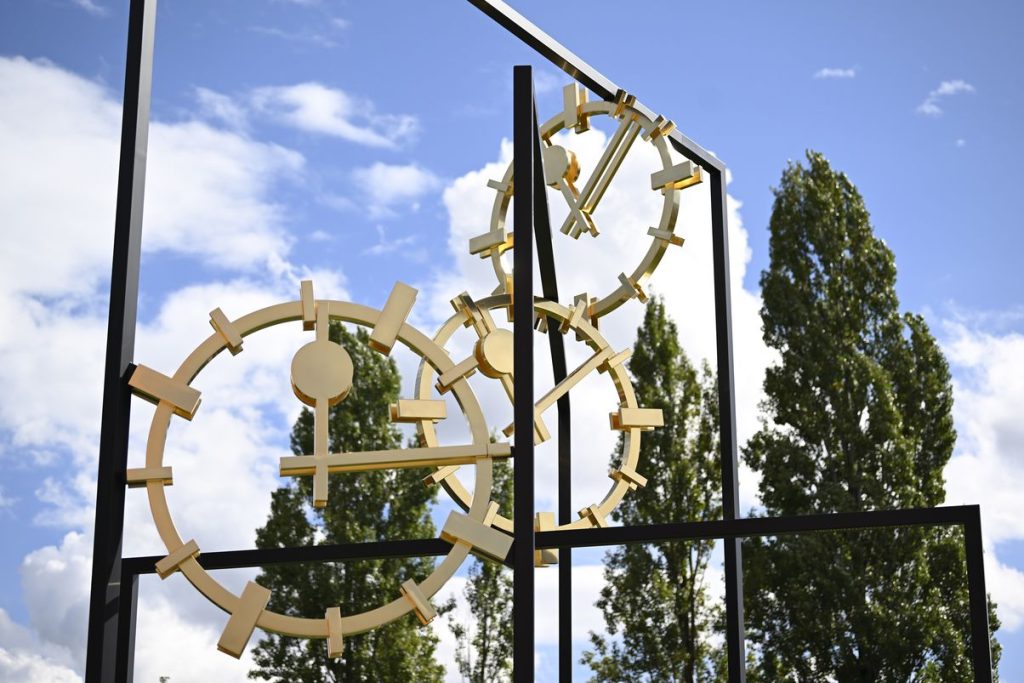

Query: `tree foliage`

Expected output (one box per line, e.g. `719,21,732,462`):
584,296,724,683
743,151,1000,680
249,324,445,683
449,460,514,682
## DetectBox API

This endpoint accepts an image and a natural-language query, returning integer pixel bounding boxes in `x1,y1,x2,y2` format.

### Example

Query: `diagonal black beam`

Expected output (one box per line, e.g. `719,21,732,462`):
465,0,724,172
530,98,574,683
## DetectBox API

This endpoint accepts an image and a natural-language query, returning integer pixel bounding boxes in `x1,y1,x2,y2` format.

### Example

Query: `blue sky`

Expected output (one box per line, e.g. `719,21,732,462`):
1,1,1022,681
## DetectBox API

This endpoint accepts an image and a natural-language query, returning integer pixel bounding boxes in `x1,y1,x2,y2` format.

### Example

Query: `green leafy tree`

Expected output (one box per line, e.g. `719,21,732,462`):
249,324,446,683
583,296,724,683
448,460,514,682
743,151,1001,680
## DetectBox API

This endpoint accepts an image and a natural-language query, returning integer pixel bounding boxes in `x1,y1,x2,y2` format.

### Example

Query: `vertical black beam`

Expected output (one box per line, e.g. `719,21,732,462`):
512,64,536,683
530,106,573,681
85,0,157,681
114,573,139,683
709,168,747,682
964,507,994,682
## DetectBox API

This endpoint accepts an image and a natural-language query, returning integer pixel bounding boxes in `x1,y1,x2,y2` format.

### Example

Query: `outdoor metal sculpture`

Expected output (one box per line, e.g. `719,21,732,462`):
124,81,703,657
86,1,995,681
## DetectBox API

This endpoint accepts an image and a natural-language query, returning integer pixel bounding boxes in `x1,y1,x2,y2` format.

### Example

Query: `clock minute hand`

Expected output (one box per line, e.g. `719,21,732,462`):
560,105,642,239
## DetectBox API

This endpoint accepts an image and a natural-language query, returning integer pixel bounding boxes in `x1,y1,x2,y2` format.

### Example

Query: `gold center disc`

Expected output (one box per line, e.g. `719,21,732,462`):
291,340,354,406
475,329,514,378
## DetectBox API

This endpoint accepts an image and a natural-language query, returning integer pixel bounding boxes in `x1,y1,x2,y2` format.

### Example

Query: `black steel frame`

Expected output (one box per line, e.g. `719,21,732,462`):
85,1,994,681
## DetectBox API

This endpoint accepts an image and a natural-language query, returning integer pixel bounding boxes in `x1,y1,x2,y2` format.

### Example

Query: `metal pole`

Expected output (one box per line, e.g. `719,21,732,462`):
709,167,747,682
529,104,573,681
114,572,139,683
85,0,157,680
512,64,536,683
964,507,994,682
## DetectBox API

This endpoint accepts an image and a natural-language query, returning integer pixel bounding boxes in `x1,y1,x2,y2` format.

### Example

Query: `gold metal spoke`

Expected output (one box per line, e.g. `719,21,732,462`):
280,443,511,476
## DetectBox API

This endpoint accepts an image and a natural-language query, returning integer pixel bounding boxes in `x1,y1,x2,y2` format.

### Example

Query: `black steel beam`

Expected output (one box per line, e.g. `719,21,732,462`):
512,64,537,683
530,100,573,683
709,166,746,681
84,0,157,680
535,505,981,549
121,537,453,576
465,0,724,173
965,506,995,682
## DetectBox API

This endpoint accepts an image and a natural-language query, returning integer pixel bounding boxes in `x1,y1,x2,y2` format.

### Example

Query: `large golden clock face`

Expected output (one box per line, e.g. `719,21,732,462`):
469,84,703,323
127,281,510,660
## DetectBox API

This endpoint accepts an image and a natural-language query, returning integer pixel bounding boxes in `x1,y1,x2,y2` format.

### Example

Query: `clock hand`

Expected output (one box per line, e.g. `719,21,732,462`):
560,92,641,239
502,345,618,441
280,442,512,476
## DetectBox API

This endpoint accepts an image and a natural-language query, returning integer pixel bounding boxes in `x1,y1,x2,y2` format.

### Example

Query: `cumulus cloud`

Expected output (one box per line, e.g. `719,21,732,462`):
350,162,442,218
251,82,419,148
917,79,975,116
0,55,349,678
813,67,856,79
941,319,1024,630
68,0,105,16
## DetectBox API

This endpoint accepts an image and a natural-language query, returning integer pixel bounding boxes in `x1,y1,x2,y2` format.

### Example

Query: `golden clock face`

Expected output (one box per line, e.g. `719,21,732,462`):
469,85,703,324
127,281,510,660
414,293,661,555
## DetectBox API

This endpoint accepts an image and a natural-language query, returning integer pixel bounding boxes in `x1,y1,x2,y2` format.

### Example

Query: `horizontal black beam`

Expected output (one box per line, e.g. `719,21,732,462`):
122,505,979,576
534,505,978,550
122,537,452,576
465,0,724,173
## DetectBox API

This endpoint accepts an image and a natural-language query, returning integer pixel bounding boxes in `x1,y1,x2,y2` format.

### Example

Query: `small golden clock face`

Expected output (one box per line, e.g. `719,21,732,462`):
469,84,703,324
413,293,661,555
127,281,509,660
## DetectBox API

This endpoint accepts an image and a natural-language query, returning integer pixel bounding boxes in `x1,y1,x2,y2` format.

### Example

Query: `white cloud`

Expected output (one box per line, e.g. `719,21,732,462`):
351,162,443,218
814,67,856,79
249,26,338,49
0,54,353,679
940,319,1024,630
917,79,975,116
195,86,249,131
251,82,419,148
363,225,426,262
69,0,105,16
956,138,967,148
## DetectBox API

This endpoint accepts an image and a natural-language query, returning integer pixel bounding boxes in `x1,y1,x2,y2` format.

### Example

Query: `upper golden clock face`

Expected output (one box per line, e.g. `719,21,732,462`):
469,84,704,324
127,280,510,661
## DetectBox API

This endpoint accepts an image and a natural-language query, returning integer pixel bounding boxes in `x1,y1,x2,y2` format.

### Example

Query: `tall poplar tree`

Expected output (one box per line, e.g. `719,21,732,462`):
583,296,723,683
249,324,445,683
743,151,1000,680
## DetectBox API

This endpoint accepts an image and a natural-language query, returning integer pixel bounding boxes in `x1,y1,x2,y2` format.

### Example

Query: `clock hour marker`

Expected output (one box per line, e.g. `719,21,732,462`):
155,539,200,579
217,581,271,658
369,282,417,355
651,160,701,192
300,280,316,331
325,607,344,658
125,466,173,488
128,365,201,420
209,307,243,355
441,511,514,562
